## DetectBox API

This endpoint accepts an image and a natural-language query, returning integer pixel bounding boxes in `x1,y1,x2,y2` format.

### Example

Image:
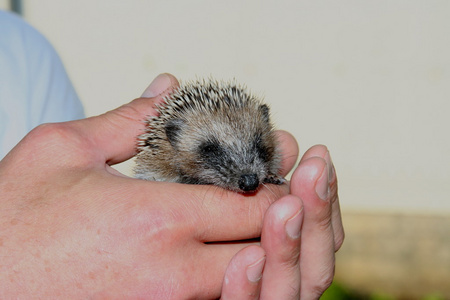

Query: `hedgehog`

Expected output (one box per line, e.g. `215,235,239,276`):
134,79,285,193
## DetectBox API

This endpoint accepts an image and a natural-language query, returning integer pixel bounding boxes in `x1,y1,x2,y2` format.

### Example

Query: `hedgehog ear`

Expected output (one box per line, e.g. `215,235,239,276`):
259,104,270,123
165,118,185,148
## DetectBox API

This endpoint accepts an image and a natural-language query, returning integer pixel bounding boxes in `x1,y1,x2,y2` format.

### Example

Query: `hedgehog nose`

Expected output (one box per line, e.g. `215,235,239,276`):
238,174,259,192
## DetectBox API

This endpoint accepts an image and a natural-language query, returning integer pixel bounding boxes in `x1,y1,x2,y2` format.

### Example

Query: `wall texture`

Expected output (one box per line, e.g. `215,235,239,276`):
18,1,450,213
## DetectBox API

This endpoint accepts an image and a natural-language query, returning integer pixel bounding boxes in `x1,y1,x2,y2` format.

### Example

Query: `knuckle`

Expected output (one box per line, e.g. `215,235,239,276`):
310,267,335,297
28,122,76,143
23,123,94,167
316,212,333,233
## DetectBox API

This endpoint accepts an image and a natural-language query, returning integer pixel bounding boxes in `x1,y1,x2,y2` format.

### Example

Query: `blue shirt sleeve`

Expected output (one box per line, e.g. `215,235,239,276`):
0,10,85,159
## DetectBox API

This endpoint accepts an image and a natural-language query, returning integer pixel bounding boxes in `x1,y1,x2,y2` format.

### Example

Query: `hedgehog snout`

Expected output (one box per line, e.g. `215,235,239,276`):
238,173,259,192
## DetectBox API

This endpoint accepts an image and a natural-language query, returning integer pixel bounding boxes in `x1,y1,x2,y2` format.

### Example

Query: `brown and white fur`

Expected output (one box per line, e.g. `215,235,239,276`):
134,79,284,193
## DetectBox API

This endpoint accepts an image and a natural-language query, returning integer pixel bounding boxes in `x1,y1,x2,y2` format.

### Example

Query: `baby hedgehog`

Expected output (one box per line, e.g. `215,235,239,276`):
134,79,285,193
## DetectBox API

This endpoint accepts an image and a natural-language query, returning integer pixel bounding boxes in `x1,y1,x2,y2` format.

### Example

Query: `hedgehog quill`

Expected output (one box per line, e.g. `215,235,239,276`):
134,79,285,193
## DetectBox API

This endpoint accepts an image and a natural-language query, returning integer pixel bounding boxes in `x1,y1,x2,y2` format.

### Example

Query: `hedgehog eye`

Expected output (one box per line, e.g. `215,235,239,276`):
199,141,225,169
200,142,221,155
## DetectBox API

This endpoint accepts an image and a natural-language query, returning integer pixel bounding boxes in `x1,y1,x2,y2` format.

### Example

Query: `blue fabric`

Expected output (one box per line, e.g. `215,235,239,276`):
0,10,85,158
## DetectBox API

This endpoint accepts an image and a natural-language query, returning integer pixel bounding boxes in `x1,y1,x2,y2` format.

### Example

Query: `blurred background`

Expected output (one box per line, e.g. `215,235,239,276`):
2,1,449,298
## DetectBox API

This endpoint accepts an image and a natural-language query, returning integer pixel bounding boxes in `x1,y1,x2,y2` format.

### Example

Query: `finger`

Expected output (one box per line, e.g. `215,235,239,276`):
291,155,335,299
275,130,299,177
76,73,179,165
301,145,344,251
190,241,262,298
140,73,178,98
220,245,266,300
260,195,303,299
137,179,290,242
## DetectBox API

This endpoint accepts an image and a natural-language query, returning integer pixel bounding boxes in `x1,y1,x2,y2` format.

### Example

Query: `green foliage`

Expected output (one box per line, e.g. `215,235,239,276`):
369,292,396,300
421,293,445,300
321,282,361,300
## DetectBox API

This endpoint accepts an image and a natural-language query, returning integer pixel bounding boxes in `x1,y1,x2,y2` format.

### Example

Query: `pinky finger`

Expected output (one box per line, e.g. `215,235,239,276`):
220,245,266,300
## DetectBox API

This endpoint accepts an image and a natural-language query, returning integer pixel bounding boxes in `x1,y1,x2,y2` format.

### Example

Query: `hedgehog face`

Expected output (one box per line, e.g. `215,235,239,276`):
135,79,284,193
194,133,277,192
164,106,281,193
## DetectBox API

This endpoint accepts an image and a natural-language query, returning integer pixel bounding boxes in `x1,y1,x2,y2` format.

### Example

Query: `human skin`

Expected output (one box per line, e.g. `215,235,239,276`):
0,73,343,299
221,144,343,300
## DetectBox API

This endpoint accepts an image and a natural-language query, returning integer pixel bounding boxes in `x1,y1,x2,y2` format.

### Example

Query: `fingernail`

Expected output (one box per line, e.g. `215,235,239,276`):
246,256,266,283
141,73,172,98
285,207,303,239
315,162,330,201
324,151,335,182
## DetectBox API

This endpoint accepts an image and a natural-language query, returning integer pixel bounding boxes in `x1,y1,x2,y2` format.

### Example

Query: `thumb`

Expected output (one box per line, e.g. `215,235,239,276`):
78,73,179,165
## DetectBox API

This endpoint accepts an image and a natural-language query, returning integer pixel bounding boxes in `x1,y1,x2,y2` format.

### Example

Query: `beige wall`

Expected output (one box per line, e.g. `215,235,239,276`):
0,1,7,10
12,1,450,213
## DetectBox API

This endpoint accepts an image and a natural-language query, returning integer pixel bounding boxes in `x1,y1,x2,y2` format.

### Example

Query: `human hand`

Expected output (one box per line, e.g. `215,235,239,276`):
220,145,344,299
0,74,299,299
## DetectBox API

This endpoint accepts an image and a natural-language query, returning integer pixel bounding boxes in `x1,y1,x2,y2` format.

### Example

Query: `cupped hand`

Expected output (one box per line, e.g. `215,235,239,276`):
0,74,300,299
221,144,344,300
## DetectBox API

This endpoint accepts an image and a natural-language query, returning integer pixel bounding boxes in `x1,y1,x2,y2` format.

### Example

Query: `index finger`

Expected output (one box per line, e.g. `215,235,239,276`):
187,182,290,242
301,145,344,251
